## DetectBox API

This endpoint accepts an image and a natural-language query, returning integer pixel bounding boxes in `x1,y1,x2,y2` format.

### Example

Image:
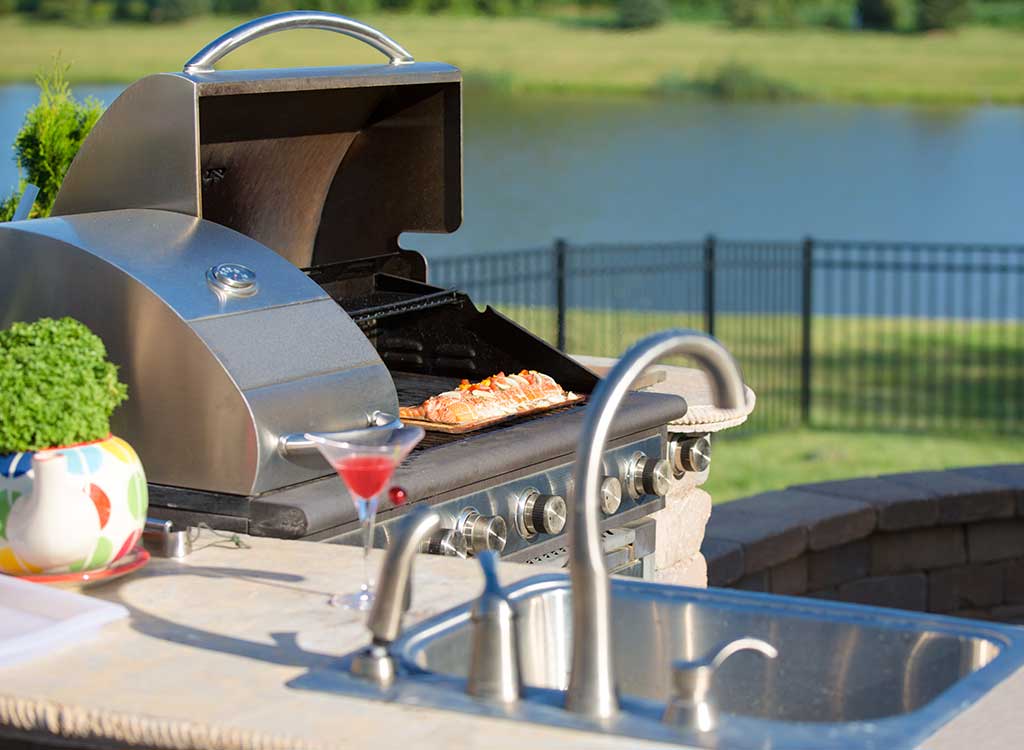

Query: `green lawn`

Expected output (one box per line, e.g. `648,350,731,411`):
495,305,1024,434
704,428,1024,503
2,15,1024,103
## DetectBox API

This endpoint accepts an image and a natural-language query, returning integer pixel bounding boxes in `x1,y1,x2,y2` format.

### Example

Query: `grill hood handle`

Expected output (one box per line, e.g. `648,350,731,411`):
279,410,403,458
182,11,415,75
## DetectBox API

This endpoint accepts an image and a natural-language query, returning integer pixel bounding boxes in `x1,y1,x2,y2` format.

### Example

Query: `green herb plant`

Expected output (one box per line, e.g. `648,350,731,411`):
0,317,128,453
0,60,102,222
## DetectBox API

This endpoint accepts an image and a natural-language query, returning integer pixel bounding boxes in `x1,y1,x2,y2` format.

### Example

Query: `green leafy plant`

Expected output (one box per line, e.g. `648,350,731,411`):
0,61,103,222
0,317,128,454
617,0,669,27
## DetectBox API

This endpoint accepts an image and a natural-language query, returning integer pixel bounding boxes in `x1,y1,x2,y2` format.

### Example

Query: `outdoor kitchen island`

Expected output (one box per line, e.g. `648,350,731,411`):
0,531,1020,750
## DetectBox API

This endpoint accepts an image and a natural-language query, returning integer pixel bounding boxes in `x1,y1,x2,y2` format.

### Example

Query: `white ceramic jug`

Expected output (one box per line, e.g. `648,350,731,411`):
7,452,101,572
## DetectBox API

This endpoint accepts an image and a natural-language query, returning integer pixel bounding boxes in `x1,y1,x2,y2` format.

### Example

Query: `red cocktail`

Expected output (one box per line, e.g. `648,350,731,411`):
306,425,424,610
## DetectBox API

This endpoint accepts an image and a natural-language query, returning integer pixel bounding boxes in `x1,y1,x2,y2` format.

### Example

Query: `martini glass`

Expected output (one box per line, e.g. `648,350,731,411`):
305,425,424,610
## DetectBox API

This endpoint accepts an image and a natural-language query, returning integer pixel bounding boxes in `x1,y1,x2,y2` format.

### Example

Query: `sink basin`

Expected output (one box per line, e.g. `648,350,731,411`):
296,574,1024,749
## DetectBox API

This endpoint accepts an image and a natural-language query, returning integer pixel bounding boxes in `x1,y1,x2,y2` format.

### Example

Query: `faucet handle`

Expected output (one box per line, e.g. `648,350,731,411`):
466,551,522,703
664,638,777,732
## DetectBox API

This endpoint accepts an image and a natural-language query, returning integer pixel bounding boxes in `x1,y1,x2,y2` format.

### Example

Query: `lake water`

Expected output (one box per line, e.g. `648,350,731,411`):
0,82,1020,257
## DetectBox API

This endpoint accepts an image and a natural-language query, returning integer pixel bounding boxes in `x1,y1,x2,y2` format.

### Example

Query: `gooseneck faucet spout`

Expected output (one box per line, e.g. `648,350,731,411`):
565,329,747,719
350,505,442,687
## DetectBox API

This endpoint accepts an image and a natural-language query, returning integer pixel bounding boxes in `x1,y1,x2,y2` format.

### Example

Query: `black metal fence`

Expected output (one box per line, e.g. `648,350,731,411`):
430,238,1024,435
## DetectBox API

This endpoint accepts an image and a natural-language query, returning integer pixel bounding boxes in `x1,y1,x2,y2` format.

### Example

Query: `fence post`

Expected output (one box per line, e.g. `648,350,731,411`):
704,234,716,337
800,236,814,426
555,238,567,352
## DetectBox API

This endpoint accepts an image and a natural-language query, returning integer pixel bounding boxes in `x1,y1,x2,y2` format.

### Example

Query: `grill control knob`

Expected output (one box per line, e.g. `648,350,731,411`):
668,434,711,476
600,476,622,515
422,529,468,558
458,509,508,554
626,452,673,498
516,489,567,538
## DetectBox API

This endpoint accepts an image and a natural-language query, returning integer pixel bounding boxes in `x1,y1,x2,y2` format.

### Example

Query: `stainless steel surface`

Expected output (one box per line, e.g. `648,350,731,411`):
327,434,665,557
663,638,778,731
12,183,38,221
568,329,747,719
465,551,522,703
0,210,397,495
206,262,258,298
670,434,711,475
51,61,462,269
279,411,403,458
364,505,442,646
599,477,622,516
318,574,1024,749
349,642,397,689
142,517,192,558
182,12,414,75
457,509,508,554
517,489,567,538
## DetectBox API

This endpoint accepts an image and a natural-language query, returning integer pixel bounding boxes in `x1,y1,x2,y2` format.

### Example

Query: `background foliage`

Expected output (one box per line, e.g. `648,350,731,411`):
0,317,128,453
0,61,101,221
0,0,1012,29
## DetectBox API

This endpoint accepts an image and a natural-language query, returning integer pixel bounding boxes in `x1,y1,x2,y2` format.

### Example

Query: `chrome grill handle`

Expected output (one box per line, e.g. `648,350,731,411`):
183,11,415,75
278,411,403,458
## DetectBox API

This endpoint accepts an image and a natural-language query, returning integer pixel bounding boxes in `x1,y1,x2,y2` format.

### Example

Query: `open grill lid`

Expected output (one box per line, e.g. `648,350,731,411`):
51,12,463,273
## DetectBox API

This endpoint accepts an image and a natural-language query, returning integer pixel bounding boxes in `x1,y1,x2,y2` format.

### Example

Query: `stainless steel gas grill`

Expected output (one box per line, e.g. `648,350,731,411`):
0,13,687,572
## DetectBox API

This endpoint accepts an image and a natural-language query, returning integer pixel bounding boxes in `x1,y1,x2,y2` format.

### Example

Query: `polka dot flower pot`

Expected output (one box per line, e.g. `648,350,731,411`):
0,435,148,575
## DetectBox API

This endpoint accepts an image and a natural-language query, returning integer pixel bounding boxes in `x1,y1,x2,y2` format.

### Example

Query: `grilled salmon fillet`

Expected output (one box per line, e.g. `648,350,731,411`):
399,370,573,425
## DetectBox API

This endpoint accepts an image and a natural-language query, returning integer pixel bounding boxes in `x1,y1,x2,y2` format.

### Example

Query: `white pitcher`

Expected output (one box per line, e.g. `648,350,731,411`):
7,452,100,572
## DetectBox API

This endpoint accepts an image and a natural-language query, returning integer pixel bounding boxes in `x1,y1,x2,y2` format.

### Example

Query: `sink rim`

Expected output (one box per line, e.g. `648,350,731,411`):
388,572,1024,747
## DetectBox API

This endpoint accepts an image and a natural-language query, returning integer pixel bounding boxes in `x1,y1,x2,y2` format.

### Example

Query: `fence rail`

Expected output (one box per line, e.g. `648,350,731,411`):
430,237,1024,435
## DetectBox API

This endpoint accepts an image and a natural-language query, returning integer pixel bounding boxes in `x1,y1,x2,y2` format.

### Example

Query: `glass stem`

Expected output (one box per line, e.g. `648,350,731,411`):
361,497,378,595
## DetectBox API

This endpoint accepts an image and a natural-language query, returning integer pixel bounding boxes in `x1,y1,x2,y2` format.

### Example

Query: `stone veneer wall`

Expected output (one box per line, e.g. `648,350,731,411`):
701,464,1024,624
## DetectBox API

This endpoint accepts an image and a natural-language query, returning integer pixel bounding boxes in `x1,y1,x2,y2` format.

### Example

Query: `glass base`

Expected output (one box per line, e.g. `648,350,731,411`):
329,587,374,610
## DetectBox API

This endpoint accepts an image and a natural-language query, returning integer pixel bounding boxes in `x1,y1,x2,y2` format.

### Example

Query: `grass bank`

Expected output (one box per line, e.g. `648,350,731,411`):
704,428,1024,503
1,15,1023,103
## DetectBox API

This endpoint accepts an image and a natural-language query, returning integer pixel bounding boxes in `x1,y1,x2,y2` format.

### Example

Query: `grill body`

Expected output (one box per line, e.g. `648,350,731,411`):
0,27,687,562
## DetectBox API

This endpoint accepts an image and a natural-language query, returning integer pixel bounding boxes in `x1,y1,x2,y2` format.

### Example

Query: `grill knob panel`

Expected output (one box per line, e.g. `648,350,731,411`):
458,509,508,554
669,434,711,476
516,489,567,538
626,452,673,498
600,476,622,515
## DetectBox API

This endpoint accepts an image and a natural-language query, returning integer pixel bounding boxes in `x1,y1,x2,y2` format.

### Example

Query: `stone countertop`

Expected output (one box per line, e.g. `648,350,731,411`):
0,533,669,750
2,537,1022,750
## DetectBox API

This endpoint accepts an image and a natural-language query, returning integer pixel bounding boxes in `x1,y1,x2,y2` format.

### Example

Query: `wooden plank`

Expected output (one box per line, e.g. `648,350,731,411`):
401,393,585,434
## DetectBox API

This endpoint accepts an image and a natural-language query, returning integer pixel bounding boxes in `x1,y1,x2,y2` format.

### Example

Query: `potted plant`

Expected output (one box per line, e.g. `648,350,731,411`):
0,317,146,575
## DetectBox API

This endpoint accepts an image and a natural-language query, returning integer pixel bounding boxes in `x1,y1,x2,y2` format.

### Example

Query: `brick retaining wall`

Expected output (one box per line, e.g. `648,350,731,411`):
701,464,1024,623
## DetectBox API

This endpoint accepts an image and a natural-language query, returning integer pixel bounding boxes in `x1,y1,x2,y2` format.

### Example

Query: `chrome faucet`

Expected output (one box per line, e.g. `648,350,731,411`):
663,638,778,731
350,505,442,687
566,329,748,719
466,551,522,703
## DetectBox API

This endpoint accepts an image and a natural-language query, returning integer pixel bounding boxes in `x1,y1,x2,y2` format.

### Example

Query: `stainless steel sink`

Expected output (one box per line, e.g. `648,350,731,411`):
292,573,1024,749
400,575,1003,724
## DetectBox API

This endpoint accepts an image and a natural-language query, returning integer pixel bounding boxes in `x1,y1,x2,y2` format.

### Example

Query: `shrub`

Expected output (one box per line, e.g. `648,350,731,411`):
857,0,916,28
0,61,102,222
724,0,796,27
699,61,803,99
0,317,128,453
917,0,969,27
617,0,669,27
